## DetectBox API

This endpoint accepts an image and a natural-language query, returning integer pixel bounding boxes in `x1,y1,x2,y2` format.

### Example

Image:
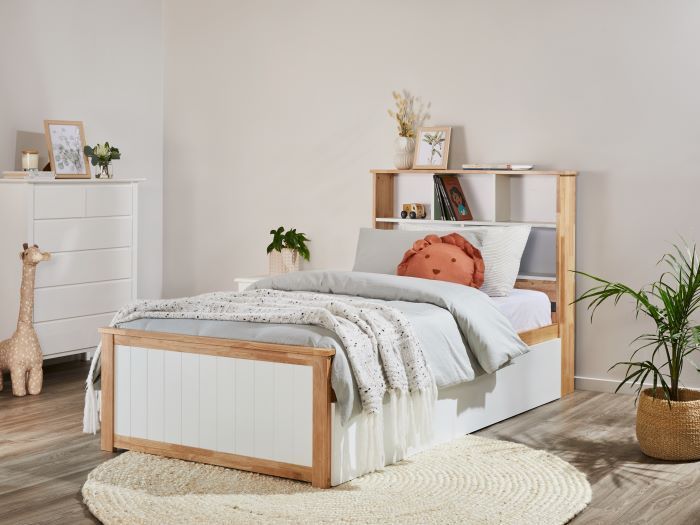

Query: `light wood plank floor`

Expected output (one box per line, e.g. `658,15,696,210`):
1,362,698,524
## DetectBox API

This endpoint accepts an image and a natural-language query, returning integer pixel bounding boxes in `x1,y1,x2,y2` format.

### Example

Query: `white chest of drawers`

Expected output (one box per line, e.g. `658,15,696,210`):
0,179,142,359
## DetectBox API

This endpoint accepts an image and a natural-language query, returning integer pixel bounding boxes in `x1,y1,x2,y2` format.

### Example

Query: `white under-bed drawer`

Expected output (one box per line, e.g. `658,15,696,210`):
34,216,132,252
34,280,132,322
36,312,115,356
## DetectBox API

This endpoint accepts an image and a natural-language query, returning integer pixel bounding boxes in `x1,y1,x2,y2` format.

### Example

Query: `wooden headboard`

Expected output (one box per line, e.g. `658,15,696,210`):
370,168,577,396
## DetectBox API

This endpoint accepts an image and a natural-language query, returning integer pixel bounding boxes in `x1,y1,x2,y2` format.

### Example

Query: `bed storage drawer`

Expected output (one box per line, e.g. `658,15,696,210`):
35,313,115,356
35,248,132,288
34,216,132,252
34,280,132,322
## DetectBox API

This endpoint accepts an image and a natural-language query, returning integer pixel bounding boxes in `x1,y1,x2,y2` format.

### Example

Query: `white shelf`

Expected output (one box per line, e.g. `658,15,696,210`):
375,218,556,229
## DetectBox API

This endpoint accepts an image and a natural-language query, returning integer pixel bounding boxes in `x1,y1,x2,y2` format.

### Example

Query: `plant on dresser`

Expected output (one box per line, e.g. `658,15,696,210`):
84,142,121,179
576,242,700,460
267,226,310,274
0,179,141,360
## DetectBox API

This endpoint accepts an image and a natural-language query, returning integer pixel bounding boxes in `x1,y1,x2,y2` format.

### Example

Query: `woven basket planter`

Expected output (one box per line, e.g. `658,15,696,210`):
636,388,700,461
268,248,300,275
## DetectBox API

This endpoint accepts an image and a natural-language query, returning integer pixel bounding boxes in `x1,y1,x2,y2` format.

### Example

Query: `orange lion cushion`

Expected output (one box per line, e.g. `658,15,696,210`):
396,233,485,288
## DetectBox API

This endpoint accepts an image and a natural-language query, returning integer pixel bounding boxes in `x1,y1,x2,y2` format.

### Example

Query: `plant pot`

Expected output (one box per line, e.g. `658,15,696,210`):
393,136,415,170
636,388,700,460
268,248,300,275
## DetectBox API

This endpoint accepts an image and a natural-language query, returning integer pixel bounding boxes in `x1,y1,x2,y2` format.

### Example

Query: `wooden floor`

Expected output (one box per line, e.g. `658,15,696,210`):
1,362,698,525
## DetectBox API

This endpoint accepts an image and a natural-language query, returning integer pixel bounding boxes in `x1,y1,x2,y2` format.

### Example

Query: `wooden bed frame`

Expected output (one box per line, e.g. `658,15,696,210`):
99,168,576,489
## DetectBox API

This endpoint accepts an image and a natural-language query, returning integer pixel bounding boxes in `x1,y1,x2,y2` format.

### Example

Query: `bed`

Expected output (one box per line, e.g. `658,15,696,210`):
96,168,576,489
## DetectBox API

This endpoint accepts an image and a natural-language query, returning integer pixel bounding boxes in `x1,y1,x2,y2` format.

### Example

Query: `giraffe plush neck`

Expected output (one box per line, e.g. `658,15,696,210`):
18,260,38,325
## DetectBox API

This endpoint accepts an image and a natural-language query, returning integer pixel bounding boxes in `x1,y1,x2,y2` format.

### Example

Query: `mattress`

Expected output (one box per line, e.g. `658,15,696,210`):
490,288,552,333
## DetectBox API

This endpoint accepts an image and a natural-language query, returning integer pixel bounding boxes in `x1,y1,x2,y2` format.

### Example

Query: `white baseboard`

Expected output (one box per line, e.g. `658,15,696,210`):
574,375,641,395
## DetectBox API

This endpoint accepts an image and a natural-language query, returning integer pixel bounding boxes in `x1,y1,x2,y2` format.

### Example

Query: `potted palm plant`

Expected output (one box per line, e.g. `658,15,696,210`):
576,243,700,460
267,227,310,274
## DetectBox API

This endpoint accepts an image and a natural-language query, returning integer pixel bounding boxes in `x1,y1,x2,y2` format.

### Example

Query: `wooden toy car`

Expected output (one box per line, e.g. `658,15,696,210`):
400,203,426,219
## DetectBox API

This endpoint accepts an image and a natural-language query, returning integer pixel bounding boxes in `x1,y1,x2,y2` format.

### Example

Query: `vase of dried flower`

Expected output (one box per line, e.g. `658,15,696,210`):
393,136,415,170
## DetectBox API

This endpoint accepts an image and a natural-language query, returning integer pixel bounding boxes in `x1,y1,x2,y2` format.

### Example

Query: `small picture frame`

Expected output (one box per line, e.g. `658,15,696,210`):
413,126,451,170
44,120,90,179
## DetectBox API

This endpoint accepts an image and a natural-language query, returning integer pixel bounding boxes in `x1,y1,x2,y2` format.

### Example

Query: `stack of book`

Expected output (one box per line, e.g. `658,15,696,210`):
433,174,473,221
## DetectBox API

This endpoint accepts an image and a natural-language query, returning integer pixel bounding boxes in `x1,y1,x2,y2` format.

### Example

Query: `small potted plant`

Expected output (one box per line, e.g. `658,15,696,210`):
266,227,310,274
387,90,429,170
576,242,700,460
84,142,121,179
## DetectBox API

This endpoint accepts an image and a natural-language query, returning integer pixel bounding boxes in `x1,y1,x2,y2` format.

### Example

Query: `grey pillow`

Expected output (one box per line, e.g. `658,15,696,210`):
352,226,531,297
352,227,483,275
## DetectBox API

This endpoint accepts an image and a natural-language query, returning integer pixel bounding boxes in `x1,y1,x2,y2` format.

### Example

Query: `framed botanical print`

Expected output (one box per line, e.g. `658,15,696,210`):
44,120,91,179
413,126,451,170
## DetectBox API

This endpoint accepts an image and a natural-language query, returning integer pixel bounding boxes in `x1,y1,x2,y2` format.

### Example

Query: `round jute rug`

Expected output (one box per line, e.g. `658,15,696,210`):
82,435,591,525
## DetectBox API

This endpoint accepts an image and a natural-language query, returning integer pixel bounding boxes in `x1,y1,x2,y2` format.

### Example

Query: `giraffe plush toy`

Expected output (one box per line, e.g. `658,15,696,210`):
0,244,51,396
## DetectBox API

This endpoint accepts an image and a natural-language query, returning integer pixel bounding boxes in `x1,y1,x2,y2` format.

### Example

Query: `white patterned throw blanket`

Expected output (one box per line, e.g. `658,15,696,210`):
84,289,436,469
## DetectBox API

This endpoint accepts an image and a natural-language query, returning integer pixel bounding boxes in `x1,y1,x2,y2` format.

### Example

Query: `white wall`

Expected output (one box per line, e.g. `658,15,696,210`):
161,0,698,391
0,0,163,299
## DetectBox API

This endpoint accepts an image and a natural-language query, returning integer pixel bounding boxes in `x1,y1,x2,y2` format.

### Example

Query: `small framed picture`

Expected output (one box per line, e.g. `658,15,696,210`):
44,120,90,179
413,126,451,170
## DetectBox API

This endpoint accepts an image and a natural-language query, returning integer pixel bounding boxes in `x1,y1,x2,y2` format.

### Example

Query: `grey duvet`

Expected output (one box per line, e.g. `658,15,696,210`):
120,271,528,422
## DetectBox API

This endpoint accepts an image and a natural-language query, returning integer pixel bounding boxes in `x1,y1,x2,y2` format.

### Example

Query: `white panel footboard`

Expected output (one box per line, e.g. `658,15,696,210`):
101,326,560,489
114,345,313,466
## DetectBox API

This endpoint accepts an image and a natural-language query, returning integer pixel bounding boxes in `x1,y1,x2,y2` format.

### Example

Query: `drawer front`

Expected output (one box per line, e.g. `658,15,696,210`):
34,280,132,322
86,185,132,217
36,312,115,357
34,216,132,252
34,185,86,219
35,248,132,288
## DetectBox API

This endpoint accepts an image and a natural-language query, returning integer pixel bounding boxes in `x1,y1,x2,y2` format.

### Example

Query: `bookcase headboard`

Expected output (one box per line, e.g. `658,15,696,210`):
370,168,577,395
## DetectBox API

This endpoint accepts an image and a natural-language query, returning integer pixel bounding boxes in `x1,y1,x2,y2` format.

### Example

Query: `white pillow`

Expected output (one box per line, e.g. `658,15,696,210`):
471,226,531,297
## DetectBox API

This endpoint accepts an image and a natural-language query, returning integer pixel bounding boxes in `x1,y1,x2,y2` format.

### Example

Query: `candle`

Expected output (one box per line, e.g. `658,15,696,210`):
21,150,39,171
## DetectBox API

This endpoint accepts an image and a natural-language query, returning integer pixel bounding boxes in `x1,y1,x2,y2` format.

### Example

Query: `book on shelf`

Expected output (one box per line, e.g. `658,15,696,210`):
433,175,452,220
433,174,473,221
461,163,534,171
433,181,446,220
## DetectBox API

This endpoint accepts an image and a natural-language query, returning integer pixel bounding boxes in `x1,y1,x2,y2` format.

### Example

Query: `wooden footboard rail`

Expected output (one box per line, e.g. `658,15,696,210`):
99,328,335,488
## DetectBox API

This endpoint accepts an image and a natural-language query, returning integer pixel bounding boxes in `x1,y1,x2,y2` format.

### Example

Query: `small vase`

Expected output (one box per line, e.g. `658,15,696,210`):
393,136,415,170
95,163,113,179
269,248,300,274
